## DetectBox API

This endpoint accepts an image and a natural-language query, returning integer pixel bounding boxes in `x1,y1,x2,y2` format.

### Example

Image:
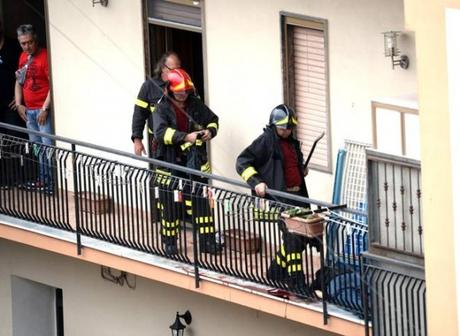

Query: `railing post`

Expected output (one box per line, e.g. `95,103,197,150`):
320,226,328,325
71,144,82,255
191,177,200,288
361,255,370,336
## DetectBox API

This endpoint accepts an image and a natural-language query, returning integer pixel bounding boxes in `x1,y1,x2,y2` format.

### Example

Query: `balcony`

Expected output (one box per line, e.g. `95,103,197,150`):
0,124,426,335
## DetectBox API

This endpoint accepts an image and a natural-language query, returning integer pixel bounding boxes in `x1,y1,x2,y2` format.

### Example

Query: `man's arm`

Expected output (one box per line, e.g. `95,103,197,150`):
14,80,27,122
37,90,50,125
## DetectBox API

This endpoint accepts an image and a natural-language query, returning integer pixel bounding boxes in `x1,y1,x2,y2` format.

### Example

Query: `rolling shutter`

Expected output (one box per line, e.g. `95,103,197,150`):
284,17,331,173
148,0,201,32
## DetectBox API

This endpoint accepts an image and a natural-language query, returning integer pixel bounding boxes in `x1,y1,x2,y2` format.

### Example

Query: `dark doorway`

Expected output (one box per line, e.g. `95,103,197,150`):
149,24,204,100
1,0,47,45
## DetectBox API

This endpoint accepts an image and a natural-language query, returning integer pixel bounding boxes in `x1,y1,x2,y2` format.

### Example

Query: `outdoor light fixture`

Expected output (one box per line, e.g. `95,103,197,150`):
92,0,108,7
383,31,409,70
169,311,192,336
192,0,200,5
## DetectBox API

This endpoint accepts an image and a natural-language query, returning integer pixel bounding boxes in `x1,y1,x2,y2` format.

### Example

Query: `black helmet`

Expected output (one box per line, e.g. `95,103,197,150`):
269,104,298,129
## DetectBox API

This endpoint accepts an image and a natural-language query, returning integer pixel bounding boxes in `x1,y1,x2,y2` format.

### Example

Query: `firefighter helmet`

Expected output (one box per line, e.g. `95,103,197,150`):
269,104,298,129
167,68,195,93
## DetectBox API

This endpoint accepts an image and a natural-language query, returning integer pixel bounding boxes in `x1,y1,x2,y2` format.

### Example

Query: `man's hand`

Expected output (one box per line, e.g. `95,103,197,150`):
255,182,267,198
184,131,202,143
133,138,146,156
201,129,212,141
37,108,48,125
16,105,27,122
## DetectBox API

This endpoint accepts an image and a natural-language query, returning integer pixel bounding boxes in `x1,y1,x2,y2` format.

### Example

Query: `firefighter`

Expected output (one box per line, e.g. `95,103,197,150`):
235,104,320,296
152,68,222,255
131,51,180,156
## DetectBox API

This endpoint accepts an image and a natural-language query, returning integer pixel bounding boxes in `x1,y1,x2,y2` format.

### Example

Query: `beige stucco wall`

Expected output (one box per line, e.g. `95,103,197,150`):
47,0,145,156
204,0,417,200
0,238,339,336
404,0,460,335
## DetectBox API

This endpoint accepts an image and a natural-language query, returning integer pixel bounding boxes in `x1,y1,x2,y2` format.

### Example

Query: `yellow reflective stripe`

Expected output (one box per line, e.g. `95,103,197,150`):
155,169,171,176
241,166,257,181
287,253,301,262
288,264,302,273
185,200,192,207
195,216,213,224
280,245,286,257
181,142,193,151
195,139,203,146
161,229,178,236
186,209,192,215
206,122,218,130
199,226,215,234
156,203,164,210
201,161,211,173
164,128,176,145
161,219,179,228
150,105,157,113
135,99,148,108
254,208,279,220
291,116,298,125
275,115,289,125
148,127,153,134
276,255,287,268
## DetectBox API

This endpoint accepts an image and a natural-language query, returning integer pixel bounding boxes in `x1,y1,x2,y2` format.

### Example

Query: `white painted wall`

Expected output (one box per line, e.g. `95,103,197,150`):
445,8,460,334
47,0,145,161
204,0,417,200
0,239,338,336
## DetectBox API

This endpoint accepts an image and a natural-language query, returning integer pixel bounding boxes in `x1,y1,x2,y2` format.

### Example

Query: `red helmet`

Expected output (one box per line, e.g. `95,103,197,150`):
167,68,195,93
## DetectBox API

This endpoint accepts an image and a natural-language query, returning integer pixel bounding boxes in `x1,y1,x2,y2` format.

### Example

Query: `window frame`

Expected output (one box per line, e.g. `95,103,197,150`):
280,12,332,173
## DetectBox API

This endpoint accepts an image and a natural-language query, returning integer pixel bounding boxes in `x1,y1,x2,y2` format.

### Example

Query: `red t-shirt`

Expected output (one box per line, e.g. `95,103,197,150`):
173,104,188,133
279,139,302,188
18,48,49,109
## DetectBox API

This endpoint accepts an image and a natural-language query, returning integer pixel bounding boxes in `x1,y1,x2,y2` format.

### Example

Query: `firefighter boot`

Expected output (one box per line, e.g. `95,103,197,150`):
199,234,223,254
162,236,178,256
267,259,288,283
287,272,312,299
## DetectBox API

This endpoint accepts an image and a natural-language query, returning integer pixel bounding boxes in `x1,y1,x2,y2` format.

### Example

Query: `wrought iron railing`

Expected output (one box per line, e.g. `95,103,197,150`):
0,123,373,323
362,253,426,336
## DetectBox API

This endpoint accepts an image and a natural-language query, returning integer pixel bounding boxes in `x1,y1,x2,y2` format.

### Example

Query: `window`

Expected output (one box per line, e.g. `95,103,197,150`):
282,14,332,173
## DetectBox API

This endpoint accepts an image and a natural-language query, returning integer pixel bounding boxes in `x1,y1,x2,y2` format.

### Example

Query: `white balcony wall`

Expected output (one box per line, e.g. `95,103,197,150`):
0,239,336,336
204,0,417,200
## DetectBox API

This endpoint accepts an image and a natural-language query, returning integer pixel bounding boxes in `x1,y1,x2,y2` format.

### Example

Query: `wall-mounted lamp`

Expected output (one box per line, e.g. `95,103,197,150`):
383,31,409,70
92,0,108,7
169,311,192,336
192,0,200,5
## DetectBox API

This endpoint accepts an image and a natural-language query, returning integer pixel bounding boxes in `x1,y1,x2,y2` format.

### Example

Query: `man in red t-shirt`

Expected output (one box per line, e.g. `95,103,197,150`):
14,24,53,194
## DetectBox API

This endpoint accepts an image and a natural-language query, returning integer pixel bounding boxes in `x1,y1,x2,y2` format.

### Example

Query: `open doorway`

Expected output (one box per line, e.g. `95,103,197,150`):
149,24,204,99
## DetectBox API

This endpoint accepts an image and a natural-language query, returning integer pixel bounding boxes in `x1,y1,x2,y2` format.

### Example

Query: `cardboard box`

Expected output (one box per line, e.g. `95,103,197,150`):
79,191,111,215
224,229,261,253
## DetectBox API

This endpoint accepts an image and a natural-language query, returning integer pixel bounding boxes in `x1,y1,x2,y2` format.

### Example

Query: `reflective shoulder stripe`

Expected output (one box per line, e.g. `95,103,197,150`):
206,122,218,130
164,128,176,145
135,99,148,109
241,166,257,181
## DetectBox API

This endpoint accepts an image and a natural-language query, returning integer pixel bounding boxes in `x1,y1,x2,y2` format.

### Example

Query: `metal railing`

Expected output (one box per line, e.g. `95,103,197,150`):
0,123,371,324
362,253,426,336
367,149,423,261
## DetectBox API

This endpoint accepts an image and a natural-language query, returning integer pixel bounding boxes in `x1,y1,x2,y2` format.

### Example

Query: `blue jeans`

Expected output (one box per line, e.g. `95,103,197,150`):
26,109,53,187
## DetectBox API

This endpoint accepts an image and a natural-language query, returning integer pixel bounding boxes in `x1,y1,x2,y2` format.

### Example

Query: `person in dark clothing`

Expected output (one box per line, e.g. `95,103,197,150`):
131,51,180,156
152,68,221,255
0,18,25,138
0,19,26,189
236,104,319,296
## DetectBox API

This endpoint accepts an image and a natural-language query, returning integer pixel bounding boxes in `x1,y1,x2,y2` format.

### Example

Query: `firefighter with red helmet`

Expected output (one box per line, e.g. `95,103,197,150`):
236,104,319,296
152,68,221,255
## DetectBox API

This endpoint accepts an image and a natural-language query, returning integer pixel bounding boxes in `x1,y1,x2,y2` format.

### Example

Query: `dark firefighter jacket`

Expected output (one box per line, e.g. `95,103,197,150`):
235,126,309,202
131,78,165,141
152,95,218,174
